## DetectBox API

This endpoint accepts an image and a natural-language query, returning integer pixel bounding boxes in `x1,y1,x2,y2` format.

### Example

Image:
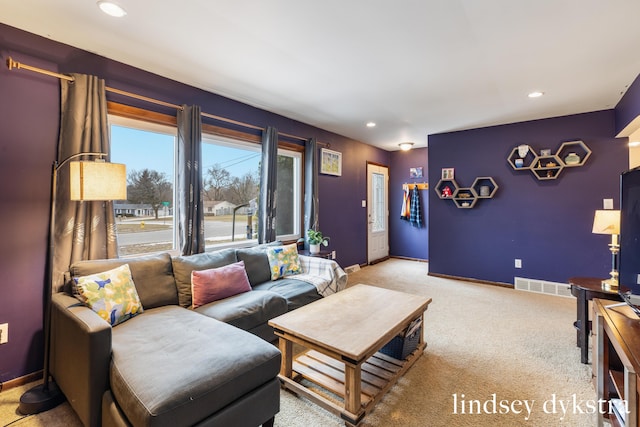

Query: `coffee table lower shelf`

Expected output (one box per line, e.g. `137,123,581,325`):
278,344,426,426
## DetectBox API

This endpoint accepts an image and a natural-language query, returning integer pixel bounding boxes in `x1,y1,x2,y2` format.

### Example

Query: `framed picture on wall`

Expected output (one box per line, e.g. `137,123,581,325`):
410,167,423,178
441,168,455,180
320,148,342,176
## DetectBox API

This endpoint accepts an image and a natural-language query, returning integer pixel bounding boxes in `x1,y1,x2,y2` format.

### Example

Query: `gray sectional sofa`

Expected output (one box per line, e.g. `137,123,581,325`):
50,244,341,427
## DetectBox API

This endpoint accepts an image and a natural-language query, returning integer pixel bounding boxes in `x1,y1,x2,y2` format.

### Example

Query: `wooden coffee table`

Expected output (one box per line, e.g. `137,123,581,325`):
268,284,432,426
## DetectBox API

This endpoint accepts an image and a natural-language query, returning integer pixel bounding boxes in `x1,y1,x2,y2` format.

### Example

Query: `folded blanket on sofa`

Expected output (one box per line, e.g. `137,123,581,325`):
295,255,348,297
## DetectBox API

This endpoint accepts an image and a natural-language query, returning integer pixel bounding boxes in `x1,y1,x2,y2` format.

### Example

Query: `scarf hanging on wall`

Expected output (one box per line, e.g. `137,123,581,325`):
400,187,411,221
409,186,422,228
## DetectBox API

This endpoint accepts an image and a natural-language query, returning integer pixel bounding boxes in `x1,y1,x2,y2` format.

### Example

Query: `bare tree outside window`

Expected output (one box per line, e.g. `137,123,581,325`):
127,169,173,219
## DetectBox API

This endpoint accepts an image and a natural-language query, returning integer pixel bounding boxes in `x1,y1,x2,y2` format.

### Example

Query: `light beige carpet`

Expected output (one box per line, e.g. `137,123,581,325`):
1,259,598,426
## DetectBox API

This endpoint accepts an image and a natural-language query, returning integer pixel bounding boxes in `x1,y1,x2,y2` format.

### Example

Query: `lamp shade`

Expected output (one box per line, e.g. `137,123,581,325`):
592,210,620,235
69,161,127,201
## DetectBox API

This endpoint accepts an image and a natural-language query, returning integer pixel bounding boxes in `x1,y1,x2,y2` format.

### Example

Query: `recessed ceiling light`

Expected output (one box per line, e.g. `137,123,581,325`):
528,91,544,98
399,142,414,151
97,1,127,17
366,122,376,128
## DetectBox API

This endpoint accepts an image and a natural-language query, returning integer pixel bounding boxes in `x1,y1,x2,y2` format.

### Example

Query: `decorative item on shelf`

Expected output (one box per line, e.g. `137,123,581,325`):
592,210,620,291
515,159,524,168
441,186,452,198
564,152,581,165
441,168,455,180
480,186,490,197
540,149,552,156
517,144,530,158
307,229,329,254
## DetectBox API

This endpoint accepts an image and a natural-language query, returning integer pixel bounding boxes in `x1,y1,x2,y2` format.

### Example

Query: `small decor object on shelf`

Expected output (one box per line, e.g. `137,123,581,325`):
564,152,581,165
515,159,524,168
441,186,452,198
441,168,455,180
540,149,552,156
517,144,529,158
307,229,329,254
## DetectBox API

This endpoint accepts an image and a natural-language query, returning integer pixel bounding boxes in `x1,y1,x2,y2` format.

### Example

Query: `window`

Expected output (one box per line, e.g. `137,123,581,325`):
109,116,177,256
201,135,302,249
107,105,303,256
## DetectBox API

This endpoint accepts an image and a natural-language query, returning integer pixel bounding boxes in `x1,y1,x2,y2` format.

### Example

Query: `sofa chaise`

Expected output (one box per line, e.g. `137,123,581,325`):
49,243,347,427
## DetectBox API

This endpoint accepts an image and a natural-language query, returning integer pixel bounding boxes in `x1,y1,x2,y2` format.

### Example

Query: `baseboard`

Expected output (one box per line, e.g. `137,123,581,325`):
1,370,42,392
427,272,513,288
514,277,573,298
390,256,429,263
368,256,390,265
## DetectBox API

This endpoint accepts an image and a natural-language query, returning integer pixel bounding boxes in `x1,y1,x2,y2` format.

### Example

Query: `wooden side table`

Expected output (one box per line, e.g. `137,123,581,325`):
569,277,622,364
298,249,332,259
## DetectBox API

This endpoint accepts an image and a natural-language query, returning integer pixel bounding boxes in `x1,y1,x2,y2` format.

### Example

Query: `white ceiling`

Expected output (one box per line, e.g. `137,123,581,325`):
3,0,640,151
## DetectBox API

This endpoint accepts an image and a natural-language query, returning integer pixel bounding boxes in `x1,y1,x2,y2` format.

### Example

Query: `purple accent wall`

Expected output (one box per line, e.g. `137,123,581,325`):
428,110,628,284
389,148,429,260
0,23,389,382
616,73,640,135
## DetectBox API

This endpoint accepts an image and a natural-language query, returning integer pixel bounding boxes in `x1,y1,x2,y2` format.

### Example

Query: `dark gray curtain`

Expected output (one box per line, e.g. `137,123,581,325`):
258,126,278,243
177,105,205,255
303,137,319,249
52,74,118,291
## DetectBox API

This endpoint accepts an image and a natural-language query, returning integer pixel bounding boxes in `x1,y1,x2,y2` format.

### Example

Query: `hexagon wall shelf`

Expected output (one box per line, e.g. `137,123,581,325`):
509,140,591,180
435,176,498,209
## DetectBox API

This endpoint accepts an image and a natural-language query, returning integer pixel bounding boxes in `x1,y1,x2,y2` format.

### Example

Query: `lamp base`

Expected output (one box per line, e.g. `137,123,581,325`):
18,381,65,415
601,278,619,292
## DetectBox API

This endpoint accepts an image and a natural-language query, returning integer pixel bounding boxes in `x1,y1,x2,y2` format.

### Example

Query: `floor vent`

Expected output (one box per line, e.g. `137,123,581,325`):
514,277,572,298
344,264,361,274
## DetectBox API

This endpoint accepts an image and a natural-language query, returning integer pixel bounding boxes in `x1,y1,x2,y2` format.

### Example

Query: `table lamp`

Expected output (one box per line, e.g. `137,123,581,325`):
592,209,621,291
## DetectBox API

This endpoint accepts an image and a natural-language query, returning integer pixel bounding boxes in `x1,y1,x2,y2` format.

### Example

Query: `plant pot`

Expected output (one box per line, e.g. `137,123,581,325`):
309,244,320,254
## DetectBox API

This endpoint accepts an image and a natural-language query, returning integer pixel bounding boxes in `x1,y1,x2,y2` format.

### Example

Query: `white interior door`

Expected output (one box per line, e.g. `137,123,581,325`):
367,164,389,263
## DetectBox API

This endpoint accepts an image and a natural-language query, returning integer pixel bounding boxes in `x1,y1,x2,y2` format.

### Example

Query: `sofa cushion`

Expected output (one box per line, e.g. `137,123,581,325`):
171,248,237,308
266,244,302,280
69,253,178,309
195,290,287,331
235,245,274,287
74,264,143,326
109,306,281,427
252,278,322,311
191,261,251,309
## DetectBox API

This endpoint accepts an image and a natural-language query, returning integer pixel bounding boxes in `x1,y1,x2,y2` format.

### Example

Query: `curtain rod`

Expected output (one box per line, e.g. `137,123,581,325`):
6,57,328,146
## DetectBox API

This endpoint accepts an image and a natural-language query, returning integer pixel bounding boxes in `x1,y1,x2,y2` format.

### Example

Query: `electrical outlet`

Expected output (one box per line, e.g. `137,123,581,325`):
0,323,7,344
636,274,640,285
515,259,522,269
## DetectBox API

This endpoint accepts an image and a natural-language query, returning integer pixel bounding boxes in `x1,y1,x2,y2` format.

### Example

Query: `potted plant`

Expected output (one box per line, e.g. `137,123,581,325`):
307,229,329,254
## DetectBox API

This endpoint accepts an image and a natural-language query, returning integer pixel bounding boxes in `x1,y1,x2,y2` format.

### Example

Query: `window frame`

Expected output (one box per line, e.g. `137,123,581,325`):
108,102,305,255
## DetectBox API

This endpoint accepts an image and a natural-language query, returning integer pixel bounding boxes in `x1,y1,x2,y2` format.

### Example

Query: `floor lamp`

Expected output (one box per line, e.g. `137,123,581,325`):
19,153,126,414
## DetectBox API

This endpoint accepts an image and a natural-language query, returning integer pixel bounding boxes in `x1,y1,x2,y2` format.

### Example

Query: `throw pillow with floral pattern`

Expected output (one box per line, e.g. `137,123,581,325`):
74,264,143,326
